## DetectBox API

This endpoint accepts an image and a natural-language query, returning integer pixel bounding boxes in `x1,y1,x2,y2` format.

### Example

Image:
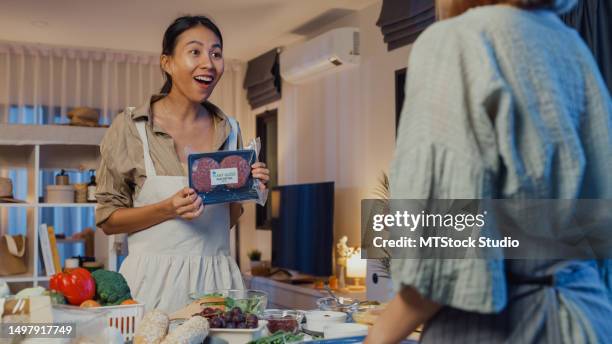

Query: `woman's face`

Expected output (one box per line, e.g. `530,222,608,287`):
162,25,224,103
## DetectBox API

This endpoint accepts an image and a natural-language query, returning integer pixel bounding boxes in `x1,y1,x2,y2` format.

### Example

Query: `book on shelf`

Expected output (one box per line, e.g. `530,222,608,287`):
38,223,55,276
47,226,62,273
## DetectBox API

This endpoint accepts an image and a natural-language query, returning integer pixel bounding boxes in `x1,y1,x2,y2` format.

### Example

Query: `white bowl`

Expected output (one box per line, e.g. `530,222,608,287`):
324,323,369,339
209,320,268,344
305,310,347,333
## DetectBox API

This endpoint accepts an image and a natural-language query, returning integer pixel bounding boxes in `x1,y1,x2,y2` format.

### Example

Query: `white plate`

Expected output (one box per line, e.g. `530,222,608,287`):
323,323,368,339
304,310,347,333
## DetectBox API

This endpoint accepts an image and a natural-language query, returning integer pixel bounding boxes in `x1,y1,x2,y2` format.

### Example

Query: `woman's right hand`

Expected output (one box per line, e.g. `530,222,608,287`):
165,187,204,220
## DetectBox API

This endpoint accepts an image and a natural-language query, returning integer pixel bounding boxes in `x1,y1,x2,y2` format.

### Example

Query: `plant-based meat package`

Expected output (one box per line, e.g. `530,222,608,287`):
188,149,260,204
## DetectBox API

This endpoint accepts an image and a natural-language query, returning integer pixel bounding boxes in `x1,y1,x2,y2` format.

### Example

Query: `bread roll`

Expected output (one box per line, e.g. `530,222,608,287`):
135,310,169,344
161,315,209,344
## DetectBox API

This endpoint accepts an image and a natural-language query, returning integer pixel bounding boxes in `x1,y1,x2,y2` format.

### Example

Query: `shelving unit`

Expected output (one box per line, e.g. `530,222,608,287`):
0,124,115,288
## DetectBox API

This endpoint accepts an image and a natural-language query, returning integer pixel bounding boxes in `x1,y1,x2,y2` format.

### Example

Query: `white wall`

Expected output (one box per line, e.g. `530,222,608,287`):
235,1,413,270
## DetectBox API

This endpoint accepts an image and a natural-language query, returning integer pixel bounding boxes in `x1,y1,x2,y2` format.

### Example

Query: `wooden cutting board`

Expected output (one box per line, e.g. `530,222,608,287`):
169,300,206,320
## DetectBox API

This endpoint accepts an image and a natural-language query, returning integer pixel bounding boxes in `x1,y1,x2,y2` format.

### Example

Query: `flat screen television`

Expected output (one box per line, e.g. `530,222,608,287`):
270,181,334,277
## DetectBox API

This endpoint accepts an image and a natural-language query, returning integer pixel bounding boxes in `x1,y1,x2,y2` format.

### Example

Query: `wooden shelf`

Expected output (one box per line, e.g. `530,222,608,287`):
38,203,96,208
0,203,34,208
56,238,86,244
0,124,106,146
4,275,51,284
2,273,37,283
0,203,96,208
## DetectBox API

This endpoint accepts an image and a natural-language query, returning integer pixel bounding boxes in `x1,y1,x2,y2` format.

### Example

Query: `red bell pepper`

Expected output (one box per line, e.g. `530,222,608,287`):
49,268,96,306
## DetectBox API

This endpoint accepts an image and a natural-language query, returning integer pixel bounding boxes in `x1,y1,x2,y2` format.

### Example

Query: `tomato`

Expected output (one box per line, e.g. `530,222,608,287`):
49,268,96,306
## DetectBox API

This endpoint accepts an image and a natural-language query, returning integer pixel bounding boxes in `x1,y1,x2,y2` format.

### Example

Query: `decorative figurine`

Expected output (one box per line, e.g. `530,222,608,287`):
336,235,355,290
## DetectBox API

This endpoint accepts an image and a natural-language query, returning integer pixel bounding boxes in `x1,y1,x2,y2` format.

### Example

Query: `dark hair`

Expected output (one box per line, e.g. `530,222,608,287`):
442,0,556,18
160,15,223,94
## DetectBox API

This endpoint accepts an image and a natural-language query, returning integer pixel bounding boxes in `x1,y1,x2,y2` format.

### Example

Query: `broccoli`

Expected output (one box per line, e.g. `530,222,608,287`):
91,269,132,306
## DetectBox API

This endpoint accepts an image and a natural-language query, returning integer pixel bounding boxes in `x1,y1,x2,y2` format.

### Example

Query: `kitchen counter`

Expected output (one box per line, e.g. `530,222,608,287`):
243,274,366,310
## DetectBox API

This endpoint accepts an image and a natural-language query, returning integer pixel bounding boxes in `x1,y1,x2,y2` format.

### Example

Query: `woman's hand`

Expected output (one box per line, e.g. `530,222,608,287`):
251,162,270,191
165,187,204,220
364,288,441,344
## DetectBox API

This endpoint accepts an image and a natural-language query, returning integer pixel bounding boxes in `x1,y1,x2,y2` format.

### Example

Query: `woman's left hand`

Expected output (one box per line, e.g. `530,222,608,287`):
251,162,270,191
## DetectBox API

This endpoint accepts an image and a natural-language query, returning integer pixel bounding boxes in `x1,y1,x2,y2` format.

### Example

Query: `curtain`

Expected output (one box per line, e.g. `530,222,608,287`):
243,49,281,109
376,0,436,51
0,41,164,125
560,0,612,93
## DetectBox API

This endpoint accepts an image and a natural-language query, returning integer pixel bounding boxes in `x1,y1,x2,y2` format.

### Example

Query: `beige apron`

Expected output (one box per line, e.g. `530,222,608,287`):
119,118,244,313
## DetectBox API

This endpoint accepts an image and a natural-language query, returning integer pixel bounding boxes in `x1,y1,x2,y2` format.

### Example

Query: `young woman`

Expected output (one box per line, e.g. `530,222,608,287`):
366,0,612,343
95,16,269,312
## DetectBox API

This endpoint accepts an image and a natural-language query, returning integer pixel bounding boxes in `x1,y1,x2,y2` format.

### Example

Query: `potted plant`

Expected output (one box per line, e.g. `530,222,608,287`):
248,249,269,276
248,249,261,262
364,172,394,301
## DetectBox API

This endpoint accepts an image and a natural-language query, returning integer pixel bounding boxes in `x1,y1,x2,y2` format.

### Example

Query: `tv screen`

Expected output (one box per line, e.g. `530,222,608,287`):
271,182,334,277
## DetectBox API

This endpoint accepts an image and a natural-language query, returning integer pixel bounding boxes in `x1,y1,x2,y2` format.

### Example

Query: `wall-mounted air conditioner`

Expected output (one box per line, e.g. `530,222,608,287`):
280,27,360,84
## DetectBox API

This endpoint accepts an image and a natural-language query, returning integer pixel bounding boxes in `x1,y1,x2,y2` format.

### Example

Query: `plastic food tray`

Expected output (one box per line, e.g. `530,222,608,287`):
103,303,146,342
54,303,145,342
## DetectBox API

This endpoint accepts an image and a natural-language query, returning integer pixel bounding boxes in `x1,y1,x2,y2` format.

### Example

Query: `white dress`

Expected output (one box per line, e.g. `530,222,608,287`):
119,118,244,313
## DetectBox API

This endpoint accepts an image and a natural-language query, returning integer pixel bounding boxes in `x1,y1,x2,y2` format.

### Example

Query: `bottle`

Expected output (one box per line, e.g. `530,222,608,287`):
55,169,69,185
87,170,97,203
64,258,80,271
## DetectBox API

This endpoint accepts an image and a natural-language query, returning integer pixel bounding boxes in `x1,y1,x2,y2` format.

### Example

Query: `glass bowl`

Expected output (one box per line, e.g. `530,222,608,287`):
189,289,268,316
316,296,360,313
352,304,386,325
260,309,304,334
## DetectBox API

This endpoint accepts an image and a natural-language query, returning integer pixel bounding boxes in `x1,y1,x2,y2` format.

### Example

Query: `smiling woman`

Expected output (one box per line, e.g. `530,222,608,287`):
94,15,270,313
159,16,224,99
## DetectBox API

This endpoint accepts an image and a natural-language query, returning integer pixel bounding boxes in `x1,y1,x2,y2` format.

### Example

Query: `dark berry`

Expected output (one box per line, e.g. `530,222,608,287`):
209,317,223,328
246,317,259,329
232,314,245,324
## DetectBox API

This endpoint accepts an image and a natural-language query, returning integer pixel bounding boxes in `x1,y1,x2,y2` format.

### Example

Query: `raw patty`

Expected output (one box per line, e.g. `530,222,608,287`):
192,157,220,192
220,155,251,189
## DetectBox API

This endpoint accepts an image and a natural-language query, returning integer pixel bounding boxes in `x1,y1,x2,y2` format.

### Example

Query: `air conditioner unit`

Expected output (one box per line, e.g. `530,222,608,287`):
280,27,360,84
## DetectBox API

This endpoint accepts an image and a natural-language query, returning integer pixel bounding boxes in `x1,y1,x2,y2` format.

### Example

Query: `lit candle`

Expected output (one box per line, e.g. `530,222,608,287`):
346,248,367,278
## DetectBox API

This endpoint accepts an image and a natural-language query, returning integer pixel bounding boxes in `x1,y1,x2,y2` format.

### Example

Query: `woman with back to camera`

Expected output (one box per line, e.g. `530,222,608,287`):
366,0,612,343
95,16,269,312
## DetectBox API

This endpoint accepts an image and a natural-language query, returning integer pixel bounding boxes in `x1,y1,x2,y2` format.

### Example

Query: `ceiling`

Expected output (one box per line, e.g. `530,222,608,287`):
0,0,379,61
